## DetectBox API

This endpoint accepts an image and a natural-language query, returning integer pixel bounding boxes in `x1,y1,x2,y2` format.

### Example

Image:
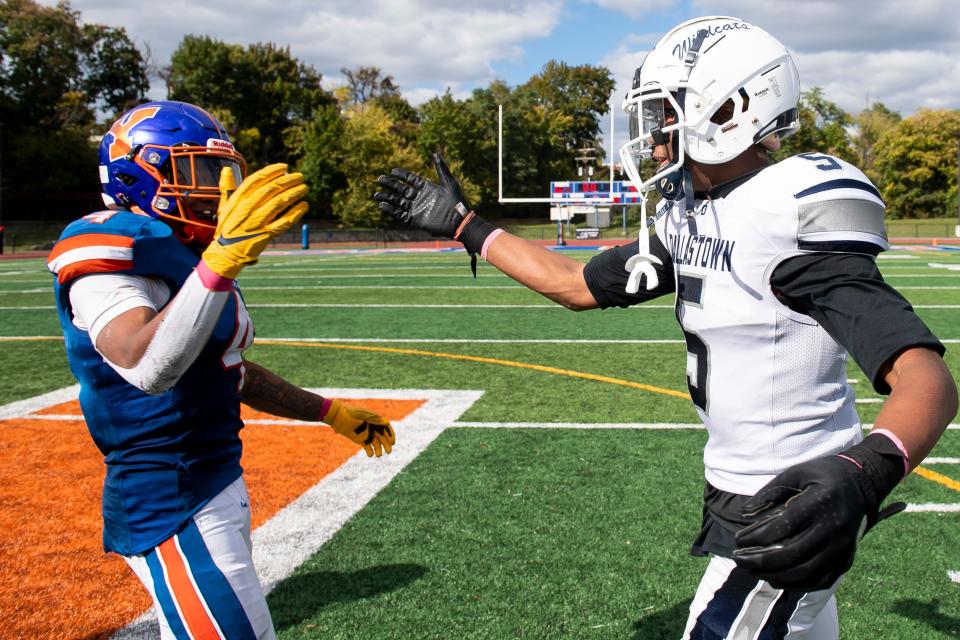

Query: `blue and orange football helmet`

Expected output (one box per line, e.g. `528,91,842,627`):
99,101,246,246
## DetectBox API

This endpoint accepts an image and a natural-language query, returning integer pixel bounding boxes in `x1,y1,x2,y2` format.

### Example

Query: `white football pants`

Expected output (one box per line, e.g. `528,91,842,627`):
682,555,840,639
124,477,276,640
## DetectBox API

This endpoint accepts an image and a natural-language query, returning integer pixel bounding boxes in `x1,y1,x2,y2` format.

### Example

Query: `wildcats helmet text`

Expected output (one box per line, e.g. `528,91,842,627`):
672,21,750,61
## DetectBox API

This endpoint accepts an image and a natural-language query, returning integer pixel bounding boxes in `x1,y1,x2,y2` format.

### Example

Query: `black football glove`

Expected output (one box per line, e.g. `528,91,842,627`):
374,153,497,275
732,432,907,591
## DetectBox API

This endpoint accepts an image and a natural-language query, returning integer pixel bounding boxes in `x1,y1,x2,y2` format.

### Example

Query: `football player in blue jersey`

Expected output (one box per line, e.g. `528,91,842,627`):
374,17,958,640
48,101,396,640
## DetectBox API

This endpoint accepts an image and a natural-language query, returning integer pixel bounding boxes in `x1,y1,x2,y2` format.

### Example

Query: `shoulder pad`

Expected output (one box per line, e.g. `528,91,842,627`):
47,210,179,284
779,154,888,255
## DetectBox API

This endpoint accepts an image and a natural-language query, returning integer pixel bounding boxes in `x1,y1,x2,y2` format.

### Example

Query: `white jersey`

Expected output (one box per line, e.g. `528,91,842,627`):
652,153,888,494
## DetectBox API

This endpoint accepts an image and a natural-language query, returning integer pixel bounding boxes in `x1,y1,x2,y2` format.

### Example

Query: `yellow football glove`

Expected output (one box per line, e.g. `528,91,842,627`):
201,163,309,279
322,399,395,457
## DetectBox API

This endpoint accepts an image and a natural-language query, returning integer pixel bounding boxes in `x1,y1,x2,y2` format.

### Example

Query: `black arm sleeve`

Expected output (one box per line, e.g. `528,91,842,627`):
582,234,676,309
770,252,946,394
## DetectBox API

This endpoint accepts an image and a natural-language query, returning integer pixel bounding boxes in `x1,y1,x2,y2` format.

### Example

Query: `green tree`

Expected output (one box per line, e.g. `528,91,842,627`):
293,104,346,217
373,92,420,146
82,23,150,116
873,108,960,219
167,36,333,169
340,66,400,106
518,60,614,164
418,63,613,218
418,89,497,209
332,103,428,227
851,102,901,182
0,0,147,220
776,87,854,162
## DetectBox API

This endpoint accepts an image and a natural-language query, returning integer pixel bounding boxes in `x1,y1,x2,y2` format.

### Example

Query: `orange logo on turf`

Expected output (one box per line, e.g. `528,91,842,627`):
107,106,162,162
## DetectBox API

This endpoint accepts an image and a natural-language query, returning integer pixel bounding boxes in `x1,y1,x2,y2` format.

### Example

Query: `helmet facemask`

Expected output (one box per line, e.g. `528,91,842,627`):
134,143,245,245
621,88,689,204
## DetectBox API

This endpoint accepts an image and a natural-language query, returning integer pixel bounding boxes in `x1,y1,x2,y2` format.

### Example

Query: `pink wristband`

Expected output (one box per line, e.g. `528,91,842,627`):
872,429,911,478
320,398,333,422
196,260,235,292
481,228,505,259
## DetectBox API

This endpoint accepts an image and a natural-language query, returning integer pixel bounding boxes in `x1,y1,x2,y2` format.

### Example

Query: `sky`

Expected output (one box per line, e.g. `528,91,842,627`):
46,0,960,161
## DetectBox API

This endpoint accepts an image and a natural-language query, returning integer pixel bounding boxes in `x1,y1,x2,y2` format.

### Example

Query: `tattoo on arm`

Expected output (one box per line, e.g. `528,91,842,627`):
240,360,325,421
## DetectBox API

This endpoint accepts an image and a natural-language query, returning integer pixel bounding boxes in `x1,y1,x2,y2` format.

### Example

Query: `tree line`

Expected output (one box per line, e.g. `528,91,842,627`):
1,0,957,225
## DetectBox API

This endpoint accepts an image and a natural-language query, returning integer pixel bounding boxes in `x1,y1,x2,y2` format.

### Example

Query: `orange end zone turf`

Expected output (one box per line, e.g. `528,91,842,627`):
0,397,423,640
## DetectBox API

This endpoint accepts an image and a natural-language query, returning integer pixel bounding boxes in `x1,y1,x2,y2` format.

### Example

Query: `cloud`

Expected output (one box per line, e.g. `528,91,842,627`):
686,1,960,112
691,0,960,53
596,2,960,120
582,0,680,19
598,38,653,161
794,49,960,114
48,0,563,96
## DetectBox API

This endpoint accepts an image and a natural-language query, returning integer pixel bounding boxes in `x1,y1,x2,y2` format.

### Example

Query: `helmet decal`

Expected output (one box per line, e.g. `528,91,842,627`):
106,105,162,162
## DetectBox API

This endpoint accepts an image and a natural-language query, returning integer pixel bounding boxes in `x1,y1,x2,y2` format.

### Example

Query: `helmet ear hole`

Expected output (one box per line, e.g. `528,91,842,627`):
710,98,736,125
116,173,138,187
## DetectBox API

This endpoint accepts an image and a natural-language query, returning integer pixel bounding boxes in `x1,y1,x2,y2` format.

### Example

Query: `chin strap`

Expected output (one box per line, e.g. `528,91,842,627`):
682,167,696,217
625,190,662,293
625,29,709,292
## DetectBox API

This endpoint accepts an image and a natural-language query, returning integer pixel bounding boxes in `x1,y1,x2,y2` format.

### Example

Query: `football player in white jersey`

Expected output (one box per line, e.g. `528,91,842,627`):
373,16,958,640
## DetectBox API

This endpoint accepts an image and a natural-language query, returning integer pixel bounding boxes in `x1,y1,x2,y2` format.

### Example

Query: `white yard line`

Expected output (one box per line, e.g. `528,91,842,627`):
244,285,524,290
904,504,960,513
244,273,514,279
255,337,688,344
0,385,485,640
0,385,81,419
452,421,705,430
6,302,949,311
244,303,674,309
4,335,960,345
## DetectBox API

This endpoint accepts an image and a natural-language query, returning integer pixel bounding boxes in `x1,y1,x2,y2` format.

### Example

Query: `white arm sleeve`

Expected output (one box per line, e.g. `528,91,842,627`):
69,273,171,343
70,270,230,395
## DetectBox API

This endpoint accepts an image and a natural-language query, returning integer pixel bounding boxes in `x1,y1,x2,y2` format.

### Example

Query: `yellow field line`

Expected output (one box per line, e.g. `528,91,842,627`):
914,466,960,492
256,339,690,400
0,336,63,342
4,335,958,494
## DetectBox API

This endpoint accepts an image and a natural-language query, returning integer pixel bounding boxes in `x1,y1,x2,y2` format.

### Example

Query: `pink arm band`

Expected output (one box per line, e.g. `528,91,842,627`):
320,398,333,422
196,260,235,292
872,429,911,478
481,228,505,259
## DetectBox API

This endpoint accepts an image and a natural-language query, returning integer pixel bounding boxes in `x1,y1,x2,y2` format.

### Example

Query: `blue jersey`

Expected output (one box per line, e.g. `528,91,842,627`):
48,210,253,555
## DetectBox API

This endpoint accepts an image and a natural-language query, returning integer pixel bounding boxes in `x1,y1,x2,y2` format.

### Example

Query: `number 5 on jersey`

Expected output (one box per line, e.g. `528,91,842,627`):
677,273,709,413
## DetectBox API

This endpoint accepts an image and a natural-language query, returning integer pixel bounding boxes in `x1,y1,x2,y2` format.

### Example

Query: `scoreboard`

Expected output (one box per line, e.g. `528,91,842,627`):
549,180,644,204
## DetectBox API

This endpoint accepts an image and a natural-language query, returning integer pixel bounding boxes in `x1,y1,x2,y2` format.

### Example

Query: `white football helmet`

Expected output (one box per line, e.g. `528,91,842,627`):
619,16,801,203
